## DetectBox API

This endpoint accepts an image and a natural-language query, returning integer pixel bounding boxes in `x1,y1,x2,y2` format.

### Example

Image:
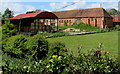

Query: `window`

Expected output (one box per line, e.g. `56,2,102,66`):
67,20,69,23
61,20,63,23
91,18,94,21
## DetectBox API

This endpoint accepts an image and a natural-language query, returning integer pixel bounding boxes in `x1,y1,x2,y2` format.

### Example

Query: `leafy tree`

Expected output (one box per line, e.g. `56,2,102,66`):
2,8,14,19
26,9,41,14
106,8,120,15
0,12,2,20
2,20,17,37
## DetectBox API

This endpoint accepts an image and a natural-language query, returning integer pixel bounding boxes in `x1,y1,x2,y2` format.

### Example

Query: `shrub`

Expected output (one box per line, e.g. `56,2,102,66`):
2,20,17,37
115,25,120,30
2,54,45,73
2,47,120,73
48,42,67,56
73,23,100,31
24,35,49,60
2,34,27,58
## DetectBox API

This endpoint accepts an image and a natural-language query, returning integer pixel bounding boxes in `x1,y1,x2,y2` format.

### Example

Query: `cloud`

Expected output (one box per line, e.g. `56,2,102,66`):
50,1,68,10
0,2,36,15
50,0,86,11
88,2,118,10
44,9,52,12
65,0,86,10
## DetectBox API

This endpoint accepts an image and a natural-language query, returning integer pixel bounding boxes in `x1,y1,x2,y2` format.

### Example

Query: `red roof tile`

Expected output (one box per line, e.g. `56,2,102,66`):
4,12,58,20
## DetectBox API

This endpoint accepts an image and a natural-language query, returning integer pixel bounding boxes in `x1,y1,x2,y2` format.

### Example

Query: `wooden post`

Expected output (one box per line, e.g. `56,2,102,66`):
19,20,21,32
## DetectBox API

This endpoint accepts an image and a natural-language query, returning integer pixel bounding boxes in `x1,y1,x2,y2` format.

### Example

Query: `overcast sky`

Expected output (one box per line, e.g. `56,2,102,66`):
0,0,119,16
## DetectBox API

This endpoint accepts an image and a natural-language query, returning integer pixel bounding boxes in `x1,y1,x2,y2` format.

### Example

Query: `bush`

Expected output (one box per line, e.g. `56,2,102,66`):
2,36,120,73
48,42,67,56
53,23,100,32
2,20,17,37
3,34,27,58
2,54,45,73
115,25,120,30
2,46,120,73
24,35,49,60
73,23,100,31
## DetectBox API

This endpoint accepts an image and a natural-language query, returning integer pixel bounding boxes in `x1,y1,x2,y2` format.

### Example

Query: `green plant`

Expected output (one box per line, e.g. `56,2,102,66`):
115,25,120,30
2,20,17,37
2,45,120,73
24,35,48,60
2,34,27,58
64,21,68,26
48,42,67,56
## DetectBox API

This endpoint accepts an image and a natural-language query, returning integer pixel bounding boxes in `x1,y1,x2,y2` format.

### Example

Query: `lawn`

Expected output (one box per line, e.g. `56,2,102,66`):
47,31,119,58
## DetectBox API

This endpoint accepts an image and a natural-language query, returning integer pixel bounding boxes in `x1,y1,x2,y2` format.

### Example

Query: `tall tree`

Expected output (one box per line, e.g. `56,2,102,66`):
2,8,14,19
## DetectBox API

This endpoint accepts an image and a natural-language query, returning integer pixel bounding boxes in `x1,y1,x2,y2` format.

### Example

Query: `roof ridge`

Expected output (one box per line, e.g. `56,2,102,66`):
53,8,104,13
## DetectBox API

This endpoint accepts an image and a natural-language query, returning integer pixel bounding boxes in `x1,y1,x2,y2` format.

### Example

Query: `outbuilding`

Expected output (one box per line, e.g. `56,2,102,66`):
3,12,58,32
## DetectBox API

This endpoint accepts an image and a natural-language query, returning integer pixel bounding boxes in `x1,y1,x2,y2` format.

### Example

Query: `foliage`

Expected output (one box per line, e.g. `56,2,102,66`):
115,25,120,30
53,26,72,30
64,21,68,26
26,9,41,14
2,35,27,58
2,20,17,37
2,34,49,60
2,54,45,73
0,12,1,16
106,8,120,15
53,23,100,31
2,8,14,19
73,23,100,31
2,45,120,73
24,35,49,60
48,42,67,56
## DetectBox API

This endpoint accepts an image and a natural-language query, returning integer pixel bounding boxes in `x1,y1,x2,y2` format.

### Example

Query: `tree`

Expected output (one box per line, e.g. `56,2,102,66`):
2,8,14,19
106,8,120,15
26,9,41,14
0,12,2,19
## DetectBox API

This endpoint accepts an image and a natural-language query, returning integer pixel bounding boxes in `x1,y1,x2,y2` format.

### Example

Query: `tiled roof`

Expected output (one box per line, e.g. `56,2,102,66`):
5,12,41,20
53,8,112,18
4,12,58,20
111,15,120,22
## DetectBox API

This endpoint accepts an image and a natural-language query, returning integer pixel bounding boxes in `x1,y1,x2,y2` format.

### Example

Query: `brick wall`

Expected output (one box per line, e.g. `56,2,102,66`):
54,17,113,28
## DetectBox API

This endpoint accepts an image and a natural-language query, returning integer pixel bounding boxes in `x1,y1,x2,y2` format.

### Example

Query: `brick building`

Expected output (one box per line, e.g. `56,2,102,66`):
111,15,120,26
52,8,113,28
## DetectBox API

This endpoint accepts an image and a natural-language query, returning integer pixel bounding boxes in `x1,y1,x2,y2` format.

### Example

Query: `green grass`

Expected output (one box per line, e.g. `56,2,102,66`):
47,31,119,58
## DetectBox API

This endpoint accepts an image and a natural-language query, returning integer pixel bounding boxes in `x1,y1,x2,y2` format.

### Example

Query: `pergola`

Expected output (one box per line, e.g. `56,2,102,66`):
3,12,58,32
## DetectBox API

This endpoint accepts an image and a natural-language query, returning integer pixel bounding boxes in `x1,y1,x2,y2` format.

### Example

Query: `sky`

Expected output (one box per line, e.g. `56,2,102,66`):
0,0,120,16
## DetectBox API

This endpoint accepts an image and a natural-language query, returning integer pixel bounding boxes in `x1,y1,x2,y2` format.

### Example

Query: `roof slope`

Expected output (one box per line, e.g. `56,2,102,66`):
4,12,58,20
53,8,112,18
